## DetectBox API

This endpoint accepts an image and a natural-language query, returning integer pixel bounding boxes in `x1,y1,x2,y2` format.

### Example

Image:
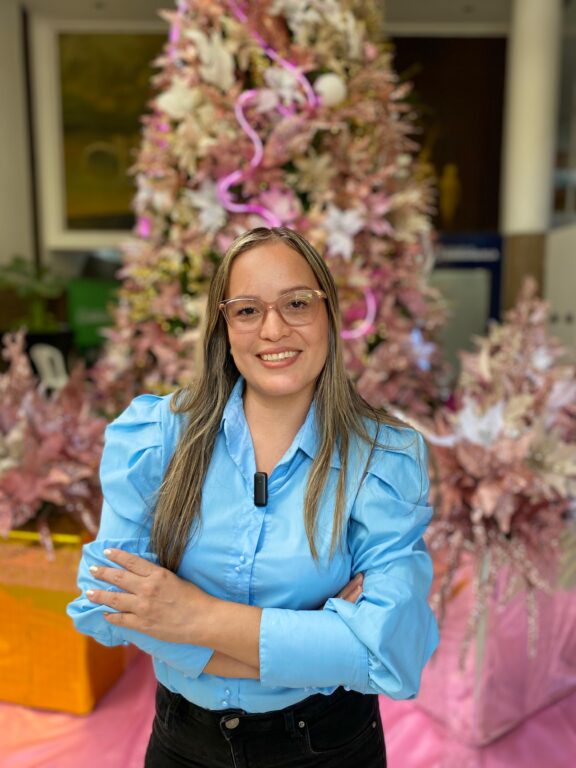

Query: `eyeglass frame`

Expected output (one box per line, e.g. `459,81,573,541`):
219,288,327,331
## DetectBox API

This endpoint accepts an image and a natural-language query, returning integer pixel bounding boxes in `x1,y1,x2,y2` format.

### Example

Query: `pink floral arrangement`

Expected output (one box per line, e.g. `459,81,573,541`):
419,280,576,650
0,331,106,556
92,0,448,415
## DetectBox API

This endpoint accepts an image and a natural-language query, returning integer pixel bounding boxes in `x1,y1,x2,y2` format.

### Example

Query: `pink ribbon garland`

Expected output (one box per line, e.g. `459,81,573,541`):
215,1,319,227
340,289,378,340
216,91,281,227
136,216,152,239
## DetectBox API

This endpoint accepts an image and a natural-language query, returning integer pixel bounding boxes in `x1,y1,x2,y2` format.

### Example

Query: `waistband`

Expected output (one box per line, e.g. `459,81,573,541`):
158,684,374,734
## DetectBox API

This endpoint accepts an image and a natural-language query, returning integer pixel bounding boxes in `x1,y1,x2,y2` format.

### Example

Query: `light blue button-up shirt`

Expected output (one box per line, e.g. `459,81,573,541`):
67,378,438,713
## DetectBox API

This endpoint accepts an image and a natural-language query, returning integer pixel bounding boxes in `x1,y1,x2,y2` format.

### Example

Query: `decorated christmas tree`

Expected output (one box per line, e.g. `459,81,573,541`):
93,0,447,414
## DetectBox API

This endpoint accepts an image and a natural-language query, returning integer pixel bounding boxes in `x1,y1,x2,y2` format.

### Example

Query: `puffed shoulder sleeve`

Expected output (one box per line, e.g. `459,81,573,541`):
324,428,438,698
259,427,438,699
66,395,214,677
96,394,166,537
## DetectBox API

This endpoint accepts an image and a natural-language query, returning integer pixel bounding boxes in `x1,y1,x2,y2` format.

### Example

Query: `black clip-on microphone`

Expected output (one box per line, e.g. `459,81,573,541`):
254,472,268,506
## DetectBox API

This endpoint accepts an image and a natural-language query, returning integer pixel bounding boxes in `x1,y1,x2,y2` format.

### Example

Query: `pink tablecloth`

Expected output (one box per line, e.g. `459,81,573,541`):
1,654,575,767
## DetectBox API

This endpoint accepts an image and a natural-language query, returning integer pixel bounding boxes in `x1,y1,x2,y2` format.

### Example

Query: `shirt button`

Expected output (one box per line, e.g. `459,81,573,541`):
221,700,229,707
235,566,241,573
240,555,246,563
225,688,231,696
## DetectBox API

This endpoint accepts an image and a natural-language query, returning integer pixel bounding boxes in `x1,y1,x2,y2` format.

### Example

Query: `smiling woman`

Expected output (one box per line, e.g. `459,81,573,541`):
67,227,438,768
222,240,329,424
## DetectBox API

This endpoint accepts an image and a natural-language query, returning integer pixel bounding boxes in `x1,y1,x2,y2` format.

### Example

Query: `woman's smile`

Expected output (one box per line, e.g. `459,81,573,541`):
257,348,301,365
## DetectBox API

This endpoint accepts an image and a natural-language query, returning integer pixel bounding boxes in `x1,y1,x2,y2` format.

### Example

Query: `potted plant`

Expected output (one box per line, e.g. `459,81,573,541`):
0,255,66,332
416,279,576,745
0,330,136,714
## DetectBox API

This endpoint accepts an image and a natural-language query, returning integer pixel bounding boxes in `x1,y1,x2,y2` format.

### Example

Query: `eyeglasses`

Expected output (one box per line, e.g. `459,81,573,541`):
219,289,327,332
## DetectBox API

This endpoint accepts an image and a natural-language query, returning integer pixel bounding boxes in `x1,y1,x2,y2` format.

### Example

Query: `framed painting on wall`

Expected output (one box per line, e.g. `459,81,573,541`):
31,18,165,252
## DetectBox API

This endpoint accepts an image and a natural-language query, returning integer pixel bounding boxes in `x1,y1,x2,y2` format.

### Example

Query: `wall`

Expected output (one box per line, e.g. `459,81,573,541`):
545,224,576,350
0,0,34,266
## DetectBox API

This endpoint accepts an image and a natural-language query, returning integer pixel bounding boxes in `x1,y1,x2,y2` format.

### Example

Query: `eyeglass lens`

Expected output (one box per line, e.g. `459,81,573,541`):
225,290,321,328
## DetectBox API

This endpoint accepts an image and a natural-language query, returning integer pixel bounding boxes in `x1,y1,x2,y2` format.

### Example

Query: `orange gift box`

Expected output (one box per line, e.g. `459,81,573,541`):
0,526,138,715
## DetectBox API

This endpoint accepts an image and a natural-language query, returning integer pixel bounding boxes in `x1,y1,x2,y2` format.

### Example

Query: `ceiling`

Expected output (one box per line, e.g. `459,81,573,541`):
21,0,513,27
20,0,576,33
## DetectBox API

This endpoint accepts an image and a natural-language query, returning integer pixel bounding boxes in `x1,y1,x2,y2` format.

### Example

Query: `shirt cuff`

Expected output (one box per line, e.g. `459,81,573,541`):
152,644,214,679
259,608,369,691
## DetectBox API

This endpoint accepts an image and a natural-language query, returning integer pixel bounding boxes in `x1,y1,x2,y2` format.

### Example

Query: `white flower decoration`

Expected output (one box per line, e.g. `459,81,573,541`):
456,398,505,446
254,89,279,113
156,79,202,120
0,422,25,474
321,204,365,259
532,347,554,371
264,67,306,106
187,180,227,233
186,30,235,92
271,1,361,58
134,177,174,214
270,0,322,29
410,329,435,372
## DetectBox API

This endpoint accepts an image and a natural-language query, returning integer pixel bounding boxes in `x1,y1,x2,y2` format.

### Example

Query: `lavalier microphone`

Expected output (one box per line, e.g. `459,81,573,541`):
254,472,268,506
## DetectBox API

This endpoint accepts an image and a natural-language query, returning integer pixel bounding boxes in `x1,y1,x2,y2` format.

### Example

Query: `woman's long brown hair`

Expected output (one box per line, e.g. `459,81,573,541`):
150,227,414,571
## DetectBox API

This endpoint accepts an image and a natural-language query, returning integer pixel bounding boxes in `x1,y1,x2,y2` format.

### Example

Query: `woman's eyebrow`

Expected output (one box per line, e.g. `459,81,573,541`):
227,285,316,300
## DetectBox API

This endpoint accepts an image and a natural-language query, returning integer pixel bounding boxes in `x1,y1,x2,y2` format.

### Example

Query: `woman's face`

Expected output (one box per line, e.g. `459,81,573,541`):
224,240,329,407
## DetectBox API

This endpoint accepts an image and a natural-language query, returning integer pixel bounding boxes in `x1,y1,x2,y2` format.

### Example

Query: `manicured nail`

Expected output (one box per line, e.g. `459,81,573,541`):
89,566,98,573
104,548,112,556
86,590,95,597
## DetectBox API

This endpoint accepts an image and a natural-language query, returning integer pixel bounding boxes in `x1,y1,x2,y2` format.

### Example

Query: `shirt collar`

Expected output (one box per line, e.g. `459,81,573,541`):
220,376,246,432
298,401,341,469
220,377,341,469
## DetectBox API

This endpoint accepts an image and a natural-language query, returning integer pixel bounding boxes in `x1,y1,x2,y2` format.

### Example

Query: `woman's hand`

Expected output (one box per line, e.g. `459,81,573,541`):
337,573,364,603
85,548,213,644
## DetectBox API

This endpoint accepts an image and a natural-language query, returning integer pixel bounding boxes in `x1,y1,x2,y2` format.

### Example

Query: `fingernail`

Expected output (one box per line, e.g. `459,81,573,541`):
86,590,95,597
104,549,111,556
89,566,98,573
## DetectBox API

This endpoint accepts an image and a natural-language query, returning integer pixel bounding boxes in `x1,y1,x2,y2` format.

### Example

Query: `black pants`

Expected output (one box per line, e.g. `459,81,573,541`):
144,683,386,768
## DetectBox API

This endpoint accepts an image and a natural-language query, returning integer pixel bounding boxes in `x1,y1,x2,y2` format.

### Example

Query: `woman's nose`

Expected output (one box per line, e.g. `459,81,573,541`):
259,306,290,339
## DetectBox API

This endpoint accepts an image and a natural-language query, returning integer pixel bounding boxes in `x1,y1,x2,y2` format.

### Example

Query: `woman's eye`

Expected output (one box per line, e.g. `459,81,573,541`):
287,299,310,310
236,306,258,317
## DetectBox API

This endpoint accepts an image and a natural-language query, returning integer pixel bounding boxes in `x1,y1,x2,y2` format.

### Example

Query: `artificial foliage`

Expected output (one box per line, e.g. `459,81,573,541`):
0,331,105,555
419,279,576,653
93,0,447,414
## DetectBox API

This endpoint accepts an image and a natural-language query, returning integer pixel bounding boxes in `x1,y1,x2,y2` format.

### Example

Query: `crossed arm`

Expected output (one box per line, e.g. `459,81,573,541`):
86,548,364,679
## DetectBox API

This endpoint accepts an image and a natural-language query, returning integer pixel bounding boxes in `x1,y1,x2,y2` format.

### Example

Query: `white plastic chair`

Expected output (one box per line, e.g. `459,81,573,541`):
28,344,69,390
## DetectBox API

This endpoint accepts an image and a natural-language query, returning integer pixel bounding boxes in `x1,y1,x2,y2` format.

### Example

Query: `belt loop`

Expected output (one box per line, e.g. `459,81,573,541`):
283,708,298,738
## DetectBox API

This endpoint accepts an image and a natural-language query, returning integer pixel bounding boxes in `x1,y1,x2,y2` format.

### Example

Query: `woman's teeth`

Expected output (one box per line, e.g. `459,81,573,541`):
260,351,298,362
